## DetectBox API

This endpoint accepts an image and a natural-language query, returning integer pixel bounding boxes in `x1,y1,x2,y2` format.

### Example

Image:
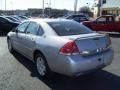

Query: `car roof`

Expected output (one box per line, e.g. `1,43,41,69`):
24,18,73,23
100,15,113,17
0,16,9,20
67,14,86,17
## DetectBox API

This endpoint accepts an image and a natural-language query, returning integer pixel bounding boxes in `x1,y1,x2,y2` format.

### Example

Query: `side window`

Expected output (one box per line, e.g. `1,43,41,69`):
26,22,39,35
97,17,107,22
108,17,113,22
67,16,72,19
73,17,80,22
37,26,44,36
0,17,8,23
17,22,29,33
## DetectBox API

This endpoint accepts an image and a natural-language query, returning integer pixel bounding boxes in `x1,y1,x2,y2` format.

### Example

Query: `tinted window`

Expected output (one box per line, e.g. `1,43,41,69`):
66,16,73,19
108,17,114,22
0,17,8,23
6,17,18,22
19,16,28,19
80,17,88,21
97,17,107,22
73,15,86,18
47,21,93,36
66,15,86,19
12,16,21,20
26,22,39,35
73,17,88,22
73,17,80,22
17,22,29,33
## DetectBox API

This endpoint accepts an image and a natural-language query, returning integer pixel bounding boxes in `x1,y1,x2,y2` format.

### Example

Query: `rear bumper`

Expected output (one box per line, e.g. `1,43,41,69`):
55,49,114,76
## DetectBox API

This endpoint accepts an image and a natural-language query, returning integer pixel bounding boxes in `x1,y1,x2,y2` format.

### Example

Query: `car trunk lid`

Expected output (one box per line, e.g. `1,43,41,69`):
61,33,110,56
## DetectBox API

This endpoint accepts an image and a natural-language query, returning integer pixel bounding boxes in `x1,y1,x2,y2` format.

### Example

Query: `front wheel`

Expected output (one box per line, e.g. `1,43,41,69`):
8,39,14,53
35,53,53,79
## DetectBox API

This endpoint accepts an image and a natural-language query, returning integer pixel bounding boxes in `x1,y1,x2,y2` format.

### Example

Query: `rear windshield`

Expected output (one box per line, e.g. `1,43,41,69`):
47,21,93,36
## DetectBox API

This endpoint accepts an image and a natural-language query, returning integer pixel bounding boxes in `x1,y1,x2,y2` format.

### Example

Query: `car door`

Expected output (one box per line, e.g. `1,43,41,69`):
106,17,114,32
20,22,40,58
12,22,30,53
92,17,108,31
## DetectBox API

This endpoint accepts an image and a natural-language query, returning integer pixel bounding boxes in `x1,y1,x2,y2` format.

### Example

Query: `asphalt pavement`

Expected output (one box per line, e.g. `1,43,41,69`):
0,34,120,90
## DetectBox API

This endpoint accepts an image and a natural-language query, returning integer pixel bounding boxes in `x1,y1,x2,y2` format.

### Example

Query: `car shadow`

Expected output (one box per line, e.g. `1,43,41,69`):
12,51,120,90
109,34,120,38
0,33,7,37
0,35,7,37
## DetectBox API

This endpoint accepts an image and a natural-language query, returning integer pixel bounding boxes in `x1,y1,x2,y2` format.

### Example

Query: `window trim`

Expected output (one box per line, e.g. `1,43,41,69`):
96,17,107,23
17,22,30,33
25,21,39,35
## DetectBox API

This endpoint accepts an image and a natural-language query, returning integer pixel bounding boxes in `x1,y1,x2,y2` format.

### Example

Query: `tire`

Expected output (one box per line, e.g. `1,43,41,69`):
35,53,53,79
8,39,14,53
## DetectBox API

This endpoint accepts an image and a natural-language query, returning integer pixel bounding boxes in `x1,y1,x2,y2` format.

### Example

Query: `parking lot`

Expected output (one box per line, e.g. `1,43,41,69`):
0,35,120,90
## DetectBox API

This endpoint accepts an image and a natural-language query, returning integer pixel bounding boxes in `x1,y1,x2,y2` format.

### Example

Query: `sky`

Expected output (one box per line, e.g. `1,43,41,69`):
0,0,94,11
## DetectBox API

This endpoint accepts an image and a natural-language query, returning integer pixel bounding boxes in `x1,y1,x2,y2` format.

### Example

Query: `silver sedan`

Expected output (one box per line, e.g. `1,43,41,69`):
7,19,114,78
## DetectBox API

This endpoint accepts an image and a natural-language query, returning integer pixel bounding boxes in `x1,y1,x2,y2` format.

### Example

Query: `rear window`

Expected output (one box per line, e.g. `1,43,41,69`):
47,21,93,36
6,17,18,22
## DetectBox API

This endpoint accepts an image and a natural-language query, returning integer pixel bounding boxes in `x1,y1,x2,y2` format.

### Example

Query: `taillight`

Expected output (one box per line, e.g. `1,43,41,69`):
59,41,79,55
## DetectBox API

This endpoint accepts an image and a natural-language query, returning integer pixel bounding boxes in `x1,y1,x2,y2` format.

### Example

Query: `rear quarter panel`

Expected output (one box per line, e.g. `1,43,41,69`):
114,22,120,32
35,36,71,72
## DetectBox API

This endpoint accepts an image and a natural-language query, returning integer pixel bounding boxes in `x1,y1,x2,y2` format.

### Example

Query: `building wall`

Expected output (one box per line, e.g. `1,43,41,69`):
92,0,100,18
102,8,120,16
92,0,120,17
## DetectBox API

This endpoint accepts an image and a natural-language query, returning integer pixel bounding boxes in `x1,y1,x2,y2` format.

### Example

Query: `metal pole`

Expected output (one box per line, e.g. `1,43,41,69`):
42,0,44,15
49,0,51,16
5,0,6,10
74,0,78,14
100,0,103,16
1,0,2,10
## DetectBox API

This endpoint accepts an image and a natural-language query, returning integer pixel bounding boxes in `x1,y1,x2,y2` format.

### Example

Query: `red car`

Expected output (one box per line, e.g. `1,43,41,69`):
82,15,120,33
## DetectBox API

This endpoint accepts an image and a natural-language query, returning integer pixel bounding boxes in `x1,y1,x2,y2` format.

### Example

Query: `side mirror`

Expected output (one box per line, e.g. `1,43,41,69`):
12,28,18,33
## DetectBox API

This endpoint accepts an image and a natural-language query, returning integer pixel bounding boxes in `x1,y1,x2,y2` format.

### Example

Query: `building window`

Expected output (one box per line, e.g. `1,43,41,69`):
118,11,120,15
113,11,117,14
107,10,112,14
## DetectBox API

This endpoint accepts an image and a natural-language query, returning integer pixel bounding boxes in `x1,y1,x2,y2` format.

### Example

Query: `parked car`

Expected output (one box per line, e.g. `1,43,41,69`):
10,15,22,21
82,15,120,33
65,14,89,23
11,15,28,21
4,16,21,23
0,16,20,34
7,19,114,78
18,15,29,20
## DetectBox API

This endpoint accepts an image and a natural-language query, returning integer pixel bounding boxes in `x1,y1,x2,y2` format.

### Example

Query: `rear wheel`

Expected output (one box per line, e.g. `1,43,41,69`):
35,53,53,79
